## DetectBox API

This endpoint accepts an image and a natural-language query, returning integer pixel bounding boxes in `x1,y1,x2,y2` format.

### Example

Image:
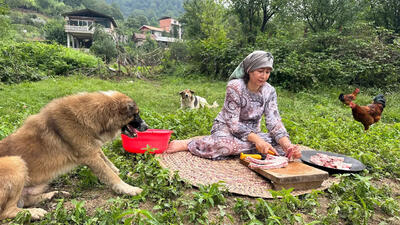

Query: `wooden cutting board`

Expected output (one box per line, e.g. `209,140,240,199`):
240,159,329,190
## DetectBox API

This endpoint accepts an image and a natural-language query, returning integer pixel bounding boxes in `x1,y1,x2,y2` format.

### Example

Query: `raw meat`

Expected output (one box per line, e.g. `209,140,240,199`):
244,155,289,170
310,153,352,170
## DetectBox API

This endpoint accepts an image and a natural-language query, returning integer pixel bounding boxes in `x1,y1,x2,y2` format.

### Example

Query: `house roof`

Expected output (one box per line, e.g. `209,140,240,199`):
62,8,117,27
159,16,171,20
139,25,165,32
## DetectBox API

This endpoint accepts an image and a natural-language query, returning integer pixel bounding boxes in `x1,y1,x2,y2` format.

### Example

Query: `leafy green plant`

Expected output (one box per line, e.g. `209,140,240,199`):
0,41,100,84
233,198,255,221
182,182,230,224
321,174,400,225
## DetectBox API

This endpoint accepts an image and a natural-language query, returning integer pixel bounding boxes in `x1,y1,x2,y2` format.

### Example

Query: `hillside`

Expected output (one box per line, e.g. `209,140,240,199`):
5,0,184,42
106,0,184,21
5,0,183,22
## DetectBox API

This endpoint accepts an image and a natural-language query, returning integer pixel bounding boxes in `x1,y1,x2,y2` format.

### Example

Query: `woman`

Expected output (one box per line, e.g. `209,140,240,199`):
166,50,301,160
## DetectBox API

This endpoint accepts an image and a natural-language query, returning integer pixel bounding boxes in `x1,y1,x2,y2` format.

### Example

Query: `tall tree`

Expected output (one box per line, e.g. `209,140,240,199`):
298,0,359,32
90,25,118,62
82,0,124,20
44,19,67,45
0,0,10,39
368,0,400,33
5,0,36,9
124,14,148,30
181,0,230,41
180,0,207,40
230,0,289,43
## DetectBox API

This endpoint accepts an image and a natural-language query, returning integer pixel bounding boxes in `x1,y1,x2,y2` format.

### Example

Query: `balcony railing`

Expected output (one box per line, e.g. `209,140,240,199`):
65,25,93,34
64,25,113,34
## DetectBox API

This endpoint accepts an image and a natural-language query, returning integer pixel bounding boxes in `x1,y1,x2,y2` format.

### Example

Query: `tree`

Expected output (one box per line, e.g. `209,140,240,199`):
104,0,184,21
110,2,124,20
61,0,82,8
122,13,149,36
44,19,67,45
180,0,206,39
181,0,227,40
5,0,36,9
179,0,237,77
82,0,124,20
367,0,400,33
298,0,359,32
90,26,118,63
230,0,290,43
0,0,10,39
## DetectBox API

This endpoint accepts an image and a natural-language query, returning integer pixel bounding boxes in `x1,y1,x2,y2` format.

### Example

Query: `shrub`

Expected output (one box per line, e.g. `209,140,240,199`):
177,22,399,91
90,27,118,63
257,24,400,91
0,41,100,84
44,19,66,45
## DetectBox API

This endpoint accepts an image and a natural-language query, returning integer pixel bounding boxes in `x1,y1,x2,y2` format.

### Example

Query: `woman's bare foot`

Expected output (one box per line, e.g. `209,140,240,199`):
165,140,190,153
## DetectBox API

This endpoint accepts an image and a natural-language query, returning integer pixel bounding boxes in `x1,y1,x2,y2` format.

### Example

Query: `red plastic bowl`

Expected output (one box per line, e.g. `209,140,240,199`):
121,129,173,154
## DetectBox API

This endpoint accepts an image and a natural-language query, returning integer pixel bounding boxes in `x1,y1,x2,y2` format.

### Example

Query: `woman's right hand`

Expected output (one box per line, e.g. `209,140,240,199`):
248,132,278,155
255,139,278,155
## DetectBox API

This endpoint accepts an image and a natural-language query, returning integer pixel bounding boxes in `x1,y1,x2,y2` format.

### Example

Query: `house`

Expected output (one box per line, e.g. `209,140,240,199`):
134,17,182,46
159,16,182,39
62,8,118,48
138,25,164,37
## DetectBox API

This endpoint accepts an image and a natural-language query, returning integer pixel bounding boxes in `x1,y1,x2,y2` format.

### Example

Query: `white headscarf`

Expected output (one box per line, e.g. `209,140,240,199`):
229,51,274,80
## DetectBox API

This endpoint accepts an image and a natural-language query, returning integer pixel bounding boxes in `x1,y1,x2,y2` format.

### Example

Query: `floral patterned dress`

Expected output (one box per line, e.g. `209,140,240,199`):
187,79,289,159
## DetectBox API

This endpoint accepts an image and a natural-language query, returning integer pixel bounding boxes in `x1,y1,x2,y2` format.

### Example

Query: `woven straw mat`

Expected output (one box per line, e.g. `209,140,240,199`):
156,150,338,199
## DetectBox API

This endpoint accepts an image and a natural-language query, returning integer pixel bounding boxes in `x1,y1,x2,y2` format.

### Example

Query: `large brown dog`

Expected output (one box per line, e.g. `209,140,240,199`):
0,91,148,220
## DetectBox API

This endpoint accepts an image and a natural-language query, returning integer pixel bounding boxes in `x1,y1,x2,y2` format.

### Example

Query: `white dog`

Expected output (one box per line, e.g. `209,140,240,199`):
179,89,219,109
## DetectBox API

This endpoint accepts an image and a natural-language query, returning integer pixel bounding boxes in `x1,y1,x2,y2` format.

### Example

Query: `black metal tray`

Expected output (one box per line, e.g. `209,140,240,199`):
301,150,366,173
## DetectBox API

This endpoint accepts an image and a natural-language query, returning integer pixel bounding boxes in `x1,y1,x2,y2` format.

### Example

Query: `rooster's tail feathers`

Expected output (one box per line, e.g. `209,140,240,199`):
338,93,344,102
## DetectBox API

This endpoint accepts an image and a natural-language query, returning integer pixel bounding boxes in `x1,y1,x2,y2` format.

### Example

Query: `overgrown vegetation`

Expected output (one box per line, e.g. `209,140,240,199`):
0,76,399,224
0,41,100,83
175,0,400,91
2,0,400,91
90,27,118,63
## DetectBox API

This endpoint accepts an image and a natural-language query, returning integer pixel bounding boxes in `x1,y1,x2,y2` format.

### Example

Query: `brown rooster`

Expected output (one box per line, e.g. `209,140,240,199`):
349,94,386,130
339,88,360,105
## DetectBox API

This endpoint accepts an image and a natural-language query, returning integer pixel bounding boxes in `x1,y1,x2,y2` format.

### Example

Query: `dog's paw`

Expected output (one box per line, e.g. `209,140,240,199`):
59,191,71,196
27,208,47,220
113,181,142,196
42,191,70,201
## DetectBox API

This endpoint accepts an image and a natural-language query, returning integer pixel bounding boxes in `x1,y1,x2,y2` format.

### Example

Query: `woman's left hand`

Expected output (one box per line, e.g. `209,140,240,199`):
285,144,301,160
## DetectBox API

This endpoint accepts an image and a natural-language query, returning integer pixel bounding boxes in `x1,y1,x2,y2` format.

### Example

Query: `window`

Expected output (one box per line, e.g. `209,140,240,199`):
97,20,110,28
78,20,87,26
70,20,78,26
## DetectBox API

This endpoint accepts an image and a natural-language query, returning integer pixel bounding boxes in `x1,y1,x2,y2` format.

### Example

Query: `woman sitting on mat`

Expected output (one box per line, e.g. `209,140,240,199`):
166,50,301,160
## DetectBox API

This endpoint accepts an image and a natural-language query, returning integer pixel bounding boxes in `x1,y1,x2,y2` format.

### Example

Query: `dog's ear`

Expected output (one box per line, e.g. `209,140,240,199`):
179,91,184,96
127,102,137,113
190,90,195,94
121,101,138,118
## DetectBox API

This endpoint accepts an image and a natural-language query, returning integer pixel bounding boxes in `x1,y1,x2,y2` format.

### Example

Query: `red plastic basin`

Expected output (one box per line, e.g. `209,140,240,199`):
121,129,173,154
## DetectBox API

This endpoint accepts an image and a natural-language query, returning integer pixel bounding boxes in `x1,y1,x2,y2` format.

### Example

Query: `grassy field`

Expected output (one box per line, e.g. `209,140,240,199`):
1,75,399,224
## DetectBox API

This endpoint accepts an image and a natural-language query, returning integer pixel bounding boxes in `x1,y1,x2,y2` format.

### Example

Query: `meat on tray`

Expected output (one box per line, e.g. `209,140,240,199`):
244,154,288,170
310,153,352,170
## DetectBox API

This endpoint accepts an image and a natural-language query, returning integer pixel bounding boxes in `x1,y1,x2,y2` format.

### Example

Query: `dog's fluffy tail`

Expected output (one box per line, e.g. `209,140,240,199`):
207,101,219,108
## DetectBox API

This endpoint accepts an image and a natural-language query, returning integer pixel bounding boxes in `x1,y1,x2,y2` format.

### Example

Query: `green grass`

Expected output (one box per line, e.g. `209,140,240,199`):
1,75,399,224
